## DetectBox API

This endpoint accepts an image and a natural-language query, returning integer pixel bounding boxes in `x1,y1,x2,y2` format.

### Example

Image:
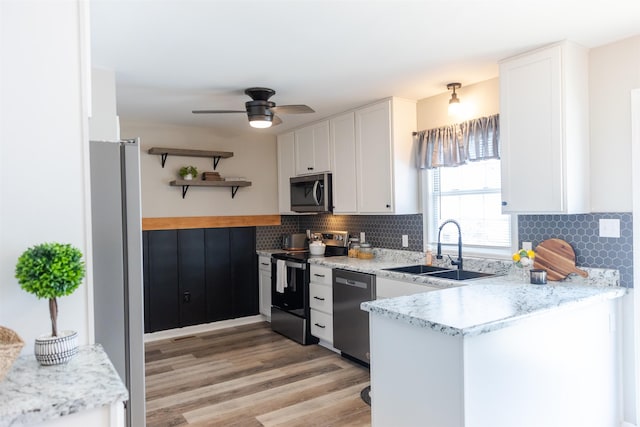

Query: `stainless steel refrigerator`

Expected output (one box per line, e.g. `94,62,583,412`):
89,139,145,427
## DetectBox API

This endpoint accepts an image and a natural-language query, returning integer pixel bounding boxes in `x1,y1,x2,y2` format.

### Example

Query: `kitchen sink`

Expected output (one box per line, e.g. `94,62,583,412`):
383,265,454,275
426,269,495,281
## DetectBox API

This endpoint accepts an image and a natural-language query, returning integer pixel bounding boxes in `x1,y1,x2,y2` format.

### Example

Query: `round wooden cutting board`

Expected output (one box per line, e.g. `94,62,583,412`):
533,238,589,281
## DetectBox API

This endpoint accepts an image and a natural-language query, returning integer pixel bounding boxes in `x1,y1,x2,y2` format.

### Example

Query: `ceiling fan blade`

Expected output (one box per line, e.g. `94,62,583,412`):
272,115,283,126
192,109,245,114
270,105,315,114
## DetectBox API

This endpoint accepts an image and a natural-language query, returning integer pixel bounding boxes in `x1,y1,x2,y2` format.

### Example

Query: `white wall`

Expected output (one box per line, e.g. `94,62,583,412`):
0,1,92,352
89,68,120,141
416,78,499,130
589,35,640,213
120,120,278,217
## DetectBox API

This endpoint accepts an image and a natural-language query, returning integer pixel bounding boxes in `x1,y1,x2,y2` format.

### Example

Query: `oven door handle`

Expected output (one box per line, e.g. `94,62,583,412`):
271,258,307,270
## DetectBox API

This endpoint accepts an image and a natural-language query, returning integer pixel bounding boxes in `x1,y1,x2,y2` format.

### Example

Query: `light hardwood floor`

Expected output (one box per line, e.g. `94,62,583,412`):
145,321,371,426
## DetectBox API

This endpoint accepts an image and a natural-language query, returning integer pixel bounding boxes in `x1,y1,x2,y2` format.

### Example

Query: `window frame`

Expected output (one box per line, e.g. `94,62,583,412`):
420,166,518,260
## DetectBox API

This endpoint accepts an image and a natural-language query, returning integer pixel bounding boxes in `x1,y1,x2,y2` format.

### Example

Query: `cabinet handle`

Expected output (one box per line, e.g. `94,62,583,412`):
260,262,269,266
386,204,391,208
314,273,325,277
183,292,191,303
313,296,325,301
314,323,326,329
501,201,507,206
308,167,314,170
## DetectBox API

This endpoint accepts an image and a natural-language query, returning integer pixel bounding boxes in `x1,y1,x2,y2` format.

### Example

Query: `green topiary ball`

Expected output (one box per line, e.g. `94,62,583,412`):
15,243,85,299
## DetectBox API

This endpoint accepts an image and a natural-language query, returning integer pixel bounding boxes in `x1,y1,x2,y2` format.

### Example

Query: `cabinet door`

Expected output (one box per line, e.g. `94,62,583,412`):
500,45,563,213
294,121,331,175
331,112,357,213
142,232,150,333
355,100,393,213
230,227,258,318
295,126,315,175
277,132,296,214
178,229,207,327
258,268,271,318
146,230,180,332
205,228,232,321
312,121,331,173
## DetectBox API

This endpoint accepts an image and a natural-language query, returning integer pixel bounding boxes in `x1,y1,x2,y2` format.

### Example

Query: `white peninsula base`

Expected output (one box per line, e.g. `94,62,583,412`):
369,298,621,427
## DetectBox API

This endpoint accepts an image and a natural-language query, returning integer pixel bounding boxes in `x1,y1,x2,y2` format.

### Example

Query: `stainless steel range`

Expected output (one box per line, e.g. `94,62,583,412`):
271,231,348,345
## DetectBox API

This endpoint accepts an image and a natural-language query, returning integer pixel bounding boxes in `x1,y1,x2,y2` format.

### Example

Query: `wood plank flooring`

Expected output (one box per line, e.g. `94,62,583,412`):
145,321,371,426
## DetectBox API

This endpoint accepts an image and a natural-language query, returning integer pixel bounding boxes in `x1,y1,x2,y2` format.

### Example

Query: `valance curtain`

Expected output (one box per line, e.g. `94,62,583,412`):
415,113,500,169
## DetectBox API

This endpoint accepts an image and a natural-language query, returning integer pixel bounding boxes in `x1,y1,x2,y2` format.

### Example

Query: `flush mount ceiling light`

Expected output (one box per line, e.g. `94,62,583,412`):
447,82,462,115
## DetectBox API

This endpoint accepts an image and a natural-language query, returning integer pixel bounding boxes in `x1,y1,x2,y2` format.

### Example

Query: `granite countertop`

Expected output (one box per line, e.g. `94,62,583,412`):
0,344,128,427
361,280,626,337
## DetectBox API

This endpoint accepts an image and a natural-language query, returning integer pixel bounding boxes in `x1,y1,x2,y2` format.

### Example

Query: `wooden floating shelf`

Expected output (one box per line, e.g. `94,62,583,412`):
170,179,252,199
148,147,234,169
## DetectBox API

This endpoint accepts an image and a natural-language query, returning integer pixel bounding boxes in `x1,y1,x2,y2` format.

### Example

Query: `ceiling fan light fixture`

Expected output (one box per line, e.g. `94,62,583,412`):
249,116,273,128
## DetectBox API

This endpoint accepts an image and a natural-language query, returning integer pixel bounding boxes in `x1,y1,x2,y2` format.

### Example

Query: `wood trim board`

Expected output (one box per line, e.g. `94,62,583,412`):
142,215,281,230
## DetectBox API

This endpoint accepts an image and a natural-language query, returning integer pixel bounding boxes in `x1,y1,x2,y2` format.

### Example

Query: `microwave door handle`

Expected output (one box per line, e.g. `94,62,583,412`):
312,180,322,206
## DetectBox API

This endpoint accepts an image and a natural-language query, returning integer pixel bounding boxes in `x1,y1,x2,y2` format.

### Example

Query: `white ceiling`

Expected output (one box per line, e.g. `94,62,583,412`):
90,0,640,136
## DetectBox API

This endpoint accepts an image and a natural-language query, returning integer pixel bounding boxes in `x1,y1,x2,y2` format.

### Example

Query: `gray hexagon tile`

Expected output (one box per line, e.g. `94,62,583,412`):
518,213,633,288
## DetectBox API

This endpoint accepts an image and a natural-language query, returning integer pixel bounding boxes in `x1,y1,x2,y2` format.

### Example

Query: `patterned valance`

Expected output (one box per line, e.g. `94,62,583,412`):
415,114,500,169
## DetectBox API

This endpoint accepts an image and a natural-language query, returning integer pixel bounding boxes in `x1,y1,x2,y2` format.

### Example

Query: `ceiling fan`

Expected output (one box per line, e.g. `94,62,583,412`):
192,87,315,128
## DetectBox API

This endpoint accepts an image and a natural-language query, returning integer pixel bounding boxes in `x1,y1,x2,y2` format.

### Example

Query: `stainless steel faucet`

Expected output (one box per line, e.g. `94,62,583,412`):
436,219,463,270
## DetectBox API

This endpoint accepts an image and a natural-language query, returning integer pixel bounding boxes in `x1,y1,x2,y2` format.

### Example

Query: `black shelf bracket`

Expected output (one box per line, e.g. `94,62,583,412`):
213,156,221,170
160,153,168,168
180,185,190,199
231,186,240,199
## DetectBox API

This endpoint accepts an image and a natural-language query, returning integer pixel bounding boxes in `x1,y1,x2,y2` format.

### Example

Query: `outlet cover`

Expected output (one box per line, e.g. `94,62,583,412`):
599,219,620,238
522,241,532,251
360,232,366,243
402,235,409,247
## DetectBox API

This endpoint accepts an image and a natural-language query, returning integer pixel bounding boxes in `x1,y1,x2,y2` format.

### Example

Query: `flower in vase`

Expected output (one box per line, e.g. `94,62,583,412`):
512,249,535,268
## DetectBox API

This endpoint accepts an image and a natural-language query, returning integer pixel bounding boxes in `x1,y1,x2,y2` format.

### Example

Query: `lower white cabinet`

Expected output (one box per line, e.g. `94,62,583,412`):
258,255,271,319
309,265,333,344
376,276,441,299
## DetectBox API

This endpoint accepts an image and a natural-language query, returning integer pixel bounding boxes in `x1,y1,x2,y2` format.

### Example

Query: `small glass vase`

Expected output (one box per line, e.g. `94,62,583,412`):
519,266,532,283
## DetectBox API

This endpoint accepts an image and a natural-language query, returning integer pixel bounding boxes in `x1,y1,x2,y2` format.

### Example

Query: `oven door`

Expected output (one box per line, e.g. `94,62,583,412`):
271,257,307,317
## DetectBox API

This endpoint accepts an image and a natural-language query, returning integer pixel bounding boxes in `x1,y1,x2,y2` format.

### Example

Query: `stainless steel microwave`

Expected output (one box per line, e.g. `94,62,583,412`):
290,173,332,213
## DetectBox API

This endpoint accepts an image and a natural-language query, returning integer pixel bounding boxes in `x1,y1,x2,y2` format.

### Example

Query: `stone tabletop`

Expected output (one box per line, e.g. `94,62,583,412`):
361,279,626,337
0,344,128,427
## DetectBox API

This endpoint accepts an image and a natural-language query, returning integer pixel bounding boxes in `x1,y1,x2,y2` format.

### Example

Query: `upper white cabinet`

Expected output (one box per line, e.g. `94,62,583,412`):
294,120,331,175
331,112,358,213
355,98,418,214
500,41,590,214
277,132,296,214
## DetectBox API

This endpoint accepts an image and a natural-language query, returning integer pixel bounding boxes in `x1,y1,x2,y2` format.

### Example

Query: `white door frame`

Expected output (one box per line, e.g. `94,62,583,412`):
631,88,640,424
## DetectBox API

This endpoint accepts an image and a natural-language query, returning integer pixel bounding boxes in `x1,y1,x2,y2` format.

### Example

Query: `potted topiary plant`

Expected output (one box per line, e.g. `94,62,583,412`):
15,242,85,365
179,165,198,180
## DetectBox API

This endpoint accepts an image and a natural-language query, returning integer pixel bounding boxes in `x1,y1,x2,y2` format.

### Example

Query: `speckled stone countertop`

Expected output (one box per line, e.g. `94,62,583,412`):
361,280,626,337
0,344,128,427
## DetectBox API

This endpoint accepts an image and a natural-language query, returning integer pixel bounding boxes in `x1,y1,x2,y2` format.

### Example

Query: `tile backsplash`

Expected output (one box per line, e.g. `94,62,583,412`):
518,213,633,288
256,214,423,251
257,212,633,288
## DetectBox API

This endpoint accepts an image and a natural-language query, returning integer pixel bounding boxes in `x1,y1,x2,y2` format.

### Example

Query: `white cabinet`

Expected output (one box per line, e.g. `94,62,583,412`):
309,265,333,344
499,41,590,214
331,112,358,213
294,121,331,175
258,256,271,319
376,276,440,299
355,98,419,214
277,132,295,214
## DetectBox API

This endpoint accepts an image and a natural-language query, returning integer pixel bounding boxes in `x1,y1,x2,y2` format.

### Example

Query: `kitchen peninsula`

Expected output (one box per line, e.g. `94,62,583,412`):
361,281,626,427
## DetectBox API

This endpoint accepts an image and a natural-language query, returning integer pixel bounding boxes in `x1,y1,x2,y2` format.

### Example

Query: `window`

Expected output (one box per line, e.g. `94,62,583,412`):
425,159,513,255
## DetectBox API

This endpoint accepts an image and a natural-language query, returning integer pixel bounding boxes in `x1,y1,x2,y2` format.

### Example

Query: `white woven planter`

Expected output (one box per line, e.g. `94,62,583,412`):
34,330,78,366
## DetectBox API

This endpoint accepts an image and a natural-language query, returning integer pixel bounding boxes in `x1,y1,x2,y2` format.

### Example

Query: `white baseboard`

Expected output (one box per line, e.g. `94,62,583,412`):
144,315,266,342
317,339,340,354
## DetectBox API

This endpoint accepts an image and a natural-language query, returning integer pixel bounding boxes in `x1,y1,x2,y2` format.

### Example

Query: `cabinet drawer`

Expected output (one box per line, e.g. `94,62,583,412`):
310,309,333,343
258,256,271,272
310,265,332,286
309,283,332,313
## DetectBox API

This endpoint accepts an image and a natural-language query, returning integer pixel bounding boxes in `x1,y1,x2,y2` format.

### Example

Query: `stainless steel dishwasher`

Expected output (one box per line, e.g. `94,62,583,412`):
332,268,376,365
